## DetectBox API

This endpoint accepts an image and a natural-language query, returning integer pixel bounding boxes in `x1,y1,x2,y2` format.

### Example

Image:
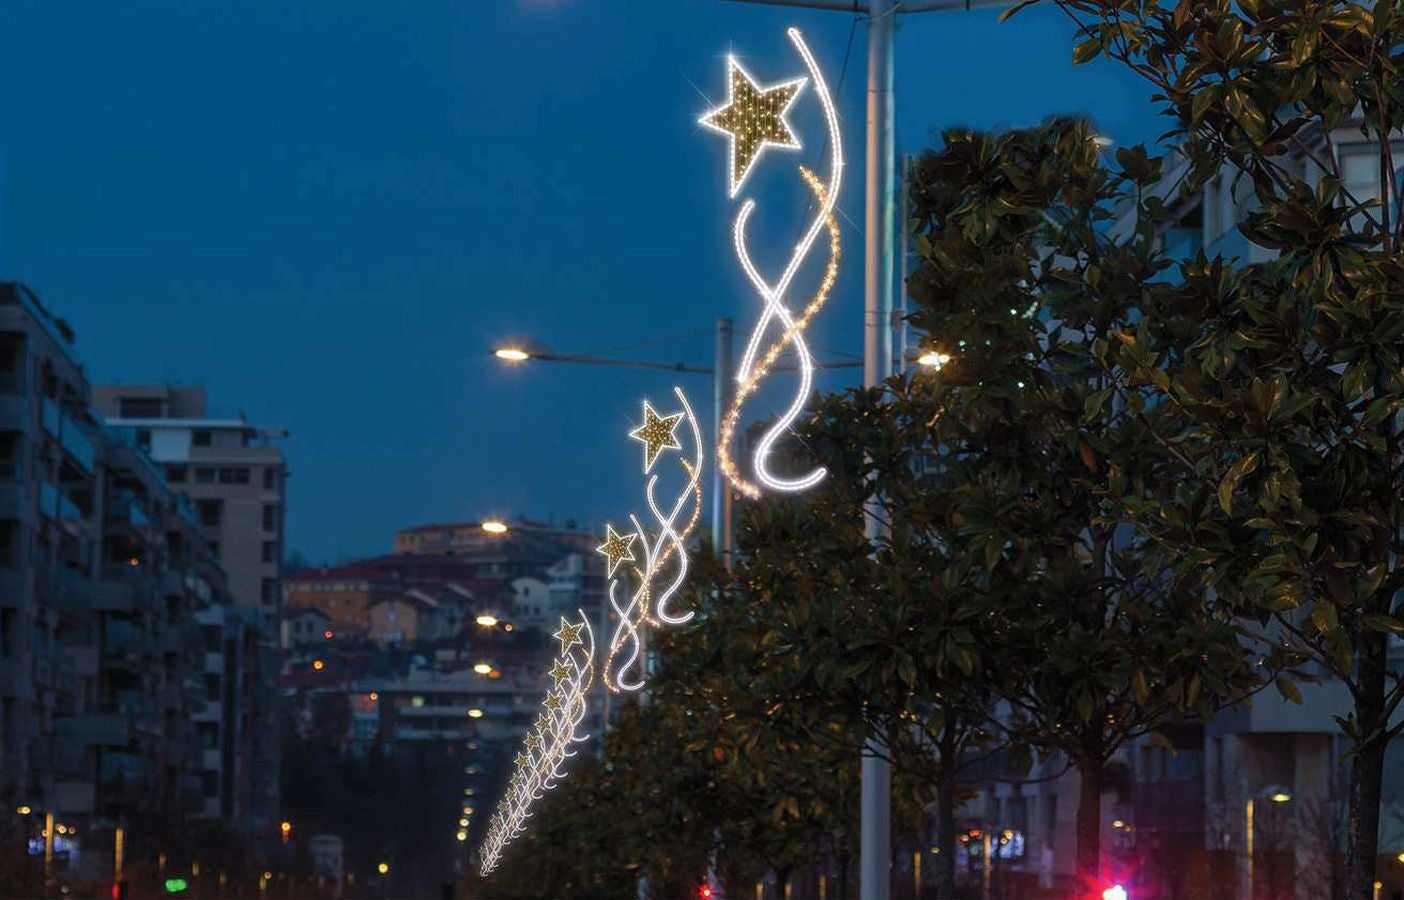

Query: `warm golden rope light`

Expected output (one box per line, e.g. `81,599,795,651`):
719,166,840,500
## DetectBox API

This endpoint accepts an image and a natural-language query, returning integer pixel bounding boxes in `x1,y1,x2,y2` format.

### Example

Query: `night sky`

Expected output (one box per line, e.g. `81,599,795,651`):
0,0,1160,563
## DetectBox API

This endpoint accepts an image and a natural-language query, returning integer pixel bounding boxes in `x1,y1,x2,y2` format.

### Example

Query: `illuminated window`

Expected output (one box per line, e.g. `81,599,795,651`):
411,696,425,708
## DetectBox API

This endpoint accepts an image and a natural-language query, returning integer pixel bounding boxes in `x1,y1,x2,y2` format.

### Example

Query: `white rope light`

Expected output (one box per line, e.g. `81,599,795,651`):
700,27,844,498
600,386,705,693
479,612,595,876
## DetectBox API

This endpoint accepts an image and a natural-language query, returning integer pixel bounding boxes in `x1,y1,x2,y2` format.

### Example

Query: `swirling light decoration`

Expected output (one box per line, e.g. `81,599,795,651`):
699,26,843,499
599,386,704,693
479,612,595,876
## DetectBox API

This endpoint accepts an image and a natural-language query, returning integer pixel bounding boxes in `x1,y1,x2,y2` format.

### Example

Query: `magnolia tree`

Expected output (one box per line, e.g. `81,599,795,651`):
1009,0,1404,895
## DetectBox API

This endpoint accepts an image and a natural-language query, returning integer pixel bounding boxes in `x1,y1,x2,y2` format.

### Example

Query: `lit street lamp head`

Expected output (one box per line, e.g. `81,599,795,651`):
475,614,500,628
917,350,951,370
493,347,531,362
481,520,509,535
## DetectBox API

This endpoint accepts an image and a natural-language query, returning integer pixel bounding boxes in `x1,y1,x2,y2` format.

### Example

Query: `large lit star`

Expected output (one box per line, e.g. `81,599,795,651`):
596,523,637,578
628,401,684,473
547,659,572,688
699,57,806,198
553,617,584,651
543,692,563,712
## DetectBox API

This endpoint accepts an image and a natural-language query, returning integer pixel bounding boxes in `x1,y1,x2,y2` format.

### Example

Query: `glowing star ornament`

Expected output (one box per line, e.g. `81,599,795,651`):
553,617,584,651
700,28,844,499
628,401,685,473
547,660,571,687
601,386,706,694
698,58,806,198
595,524,637,578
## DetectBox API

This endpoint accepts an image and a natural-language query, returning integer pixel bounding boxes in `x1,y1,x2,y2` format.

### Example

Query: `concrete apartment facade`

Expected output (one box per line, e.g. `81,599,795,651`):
91,384,288,854
0,282,274,890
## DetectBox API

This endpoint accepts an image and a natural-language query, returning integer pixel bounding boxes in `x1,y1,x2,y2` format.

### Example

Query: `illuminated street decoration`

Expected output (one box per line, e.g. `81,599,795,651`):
595,524,637,578
698,57,806,198
479,611,595,876
601,386,705,693
701,27,844,499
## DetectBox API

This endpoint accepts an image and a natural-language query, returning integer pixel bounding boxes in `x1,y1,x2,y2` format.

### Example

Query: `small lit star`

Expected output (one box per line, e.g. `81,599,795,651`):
628,401,685,473
514,752,529,768
524,732,542,752
547,659,572,687
544,692,563,712
596,524,637,578
699,57,806,198
553,617,584,651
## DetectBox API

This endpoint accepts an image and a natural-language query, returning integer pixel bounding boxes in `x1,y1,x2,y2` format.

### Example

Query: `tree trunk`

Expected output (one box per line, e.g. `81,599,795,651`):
1075,751,1103,900
934,730,958,900
1346,626,1388,900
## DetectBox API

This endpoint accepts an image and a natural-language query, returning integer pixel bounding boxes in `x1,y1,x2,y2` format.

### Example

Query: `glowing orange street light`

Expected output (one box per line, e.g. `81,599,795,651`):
312,659,325,671
280,821,291,844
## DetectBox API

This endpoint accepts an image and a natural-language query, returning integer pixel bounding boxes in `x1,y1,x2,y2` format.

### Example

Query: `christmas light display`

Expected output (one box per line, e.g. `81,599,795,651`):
600,386,705,692
479,612,595,876
698,57,807,198
700,27,843,499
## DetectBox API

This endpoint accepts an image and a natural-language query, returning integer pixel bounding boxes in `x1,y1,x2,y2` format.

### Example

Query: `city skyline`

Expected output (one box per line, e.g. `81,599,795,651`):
0,0,1159,562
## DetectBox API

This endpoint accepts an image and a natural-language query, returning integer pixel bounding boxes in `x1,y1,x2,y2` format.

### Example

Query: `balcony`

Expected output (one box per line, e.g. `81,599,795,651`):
40,398,95,474
56,572,136,615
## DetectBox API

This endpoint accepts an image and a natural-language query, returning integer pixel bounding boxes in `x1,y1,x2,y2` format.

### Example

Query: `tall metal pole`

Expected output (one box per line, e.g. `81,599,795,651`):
861,0,896,898
713,317,735,567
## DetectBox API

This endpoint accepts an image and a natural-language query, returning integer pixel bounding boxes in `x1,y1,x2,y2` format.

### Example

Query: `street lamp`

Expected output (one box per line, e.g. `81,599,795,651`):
377,862,389,876
472,662,492,675
481,520,509,535
1245,785,1292,897
475,615,499,628
492,325,871,564
916,350,951,370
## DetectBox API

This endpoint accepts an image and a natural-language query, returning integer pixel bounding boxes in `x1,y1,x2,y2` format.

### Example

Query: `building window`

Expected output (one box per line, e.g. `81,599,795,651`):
166,465,187,484
263,467,277,491
196,499,223,528
260,578,276,605
262,504,278,533
192,430,212,447
118,397,163,418
261,541,275,564
195,467,215,484
217,467,249,485
135,427,151,449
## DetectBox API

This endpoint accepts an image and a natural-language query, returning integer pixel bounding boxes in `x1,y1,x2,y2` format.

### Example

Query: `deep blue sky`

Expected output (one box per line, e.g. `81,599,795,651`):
0,0,1160,563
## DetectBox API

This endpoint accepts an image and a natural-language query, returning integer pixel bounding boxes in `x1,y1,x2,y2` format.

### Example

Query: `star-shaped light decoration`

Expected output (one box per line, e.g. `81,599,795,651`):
596,523,637,578
514,751,529,768
553,617,584,651
699,57,806,198
524,731,542,752
628,401,685,473
543,692,563,712
547,659,572,688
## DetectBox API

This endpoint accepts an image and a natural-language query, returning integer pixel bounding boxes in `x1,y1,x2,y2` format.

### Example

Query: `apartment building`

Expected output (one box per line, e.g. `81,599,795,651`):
89,385,287,615
0,283,276,891
92,384,287,841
